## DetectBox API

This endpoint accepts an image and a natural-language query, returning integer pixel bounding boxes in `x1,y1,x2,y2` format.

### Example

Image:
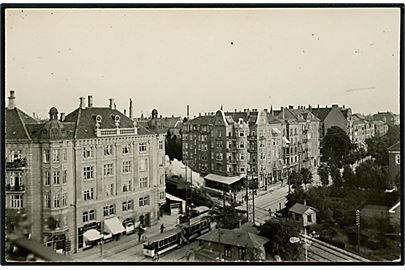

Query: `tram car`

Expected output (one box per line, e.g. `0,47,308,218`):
143,215,211,258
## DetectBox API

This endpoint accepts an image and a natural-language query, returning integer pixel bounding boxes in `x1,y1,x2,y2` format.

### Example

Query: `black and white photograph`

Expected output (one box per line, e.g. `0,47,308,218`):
1,4,403,264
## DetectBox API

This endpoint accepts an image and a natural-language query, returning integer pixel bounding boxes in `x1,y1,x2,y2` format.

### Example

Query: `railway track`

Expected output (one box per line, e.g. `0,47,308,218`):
301,234,369,262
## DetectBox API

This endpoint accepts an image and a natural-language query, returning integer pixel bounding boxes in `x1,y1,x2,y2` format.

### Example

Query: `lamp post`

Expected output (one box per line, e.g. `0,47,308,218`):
100,220,104,257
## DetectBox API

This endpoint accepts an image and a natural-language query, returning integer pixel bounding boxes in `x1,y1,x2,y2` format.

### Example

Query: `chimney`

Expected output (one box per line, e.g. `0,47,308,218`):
88,95,93,108
235,109,237,112
109,98,114,109
332,104,338,108
124,109,127,116
60,112,65,121
317,104,319,109
8,90,16,109
79,97,86,109
33,112,35,118
129,99,133,119
308,104,311,109
289,105,293,109
187,105,190,119
282,107,285,120
343,105,345,108
264,108,268,112
199,113,201,116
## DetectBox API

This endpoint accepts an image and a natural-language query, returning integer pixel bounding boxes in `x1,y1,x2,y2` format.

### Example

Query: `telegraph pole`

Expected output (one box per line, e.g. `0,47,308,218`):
252,174,255,224
356,209,361,252
245,173,249,222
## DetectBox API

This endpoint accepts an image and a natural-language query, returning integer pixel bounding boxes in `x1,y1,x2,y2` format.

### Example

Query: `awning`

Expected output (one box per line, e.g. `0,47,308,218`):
204,173,242,185
272,128,281,134
104,217,125,235
166,193,185,202
282,137,290,144
83,229,101,242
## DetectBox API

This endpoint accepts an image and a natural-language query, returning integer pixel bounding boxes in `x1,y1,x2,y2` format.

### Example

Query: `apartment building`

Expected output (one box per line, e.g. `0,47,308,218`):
5,92,166,253
182,106,320,189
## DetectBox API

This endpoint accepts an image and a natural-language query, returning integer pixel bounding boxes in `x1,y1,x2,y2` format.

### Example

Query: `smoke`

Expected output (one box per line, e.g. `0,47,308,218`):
165,156,205,187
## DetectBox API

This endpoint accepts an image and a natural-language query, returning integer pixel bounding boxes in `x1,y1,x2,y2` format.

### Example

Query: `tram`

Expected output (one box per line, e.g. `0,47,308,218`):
143,215,211,258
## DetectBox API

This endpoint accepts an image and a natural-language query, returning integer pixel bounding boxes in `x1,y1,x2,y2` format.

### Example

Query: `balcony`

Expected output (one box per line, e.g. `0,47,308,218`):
6,158,27,169
6,184,25,192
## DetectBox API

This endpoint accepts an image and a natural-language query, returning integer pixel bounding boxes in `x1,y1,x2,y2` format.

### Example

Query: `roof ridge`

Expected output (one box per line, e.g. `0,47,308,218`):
15,108,32,141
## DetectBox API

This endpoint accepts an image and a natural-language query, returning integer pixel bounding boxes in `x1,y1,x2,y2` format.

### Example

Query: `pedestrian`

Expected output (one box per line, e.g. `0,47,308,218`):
268,208,272,216
138,226,144,242
160,224,165,233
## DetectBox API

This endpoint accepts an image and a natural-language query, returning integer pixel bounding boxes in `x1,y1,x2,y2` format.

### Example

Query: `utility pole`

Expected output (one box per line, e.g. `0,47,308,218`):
100,220,104,257
252,174,255,224
356,209,361,252
245,173,249,222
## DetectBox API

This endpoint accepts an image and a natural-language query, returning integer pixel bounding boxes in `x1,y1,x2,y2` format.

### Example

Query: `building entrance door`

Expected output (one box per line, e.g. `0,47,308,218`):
145,213,150,227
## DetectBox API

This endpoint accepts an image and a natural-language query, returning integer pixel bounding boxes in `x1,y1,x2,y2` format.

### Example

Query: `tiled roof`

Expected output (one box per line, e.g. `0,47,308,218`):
289,203,318,214
340,108,350,119
197,228,269,248
5,108,38,141
189,115,215,125
64,107,136,139
310,107,332,121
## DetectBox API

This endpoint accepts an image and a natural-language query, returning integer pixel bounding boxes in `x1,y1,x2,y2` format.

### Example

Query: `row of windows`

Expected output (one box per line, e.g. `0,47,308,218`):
7,172,23,187
83,159,149,180
44,193,68,209
9,194,23,209
82,142,153,159
44,170,68,186
43,149,67,163
83,177,150,200
82,197,150,219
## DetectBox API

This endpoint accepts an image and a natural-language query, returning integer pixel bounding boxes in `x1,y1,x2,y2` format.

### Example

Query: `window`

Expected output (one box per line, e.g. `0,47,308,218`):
139,196,150,207
239,131,245,137
122,144,131,154
160,191,165,200
62,193,67,206
44,171,50,186
83,166,94,180
53,194,60,208
104,145,113,156
10,194,23,209
216,141,223,148
139,158,147,171
63,149,67,161
240,154,245,161
307,214,312,223
104,205,115,217
224,245,232,258
9,172,22,187
239,142,245,149
103,163,114,176
44,195,51,209
160,175,165,185
238,248,246,260
53,171,60,185
83,146,94,159
159,141,163,150
83,210,96,223
122,200,134,212
62,170,67,184
122,161,132,173
52,149,60,162
159,156,165,167
11,150,22,161
240,167,245,173
140,177,148,188
216,153,223,160
43,149,50,163
105,184,113,197
139,142,147,153
83,188,94,200
396,154,400,165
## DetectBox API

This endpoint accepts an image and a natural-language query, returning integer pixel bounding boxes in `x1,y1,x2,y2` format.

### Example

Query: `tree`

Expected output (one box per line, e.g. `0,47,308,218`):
299,168,313,192
211,202,243,230
259,219,303,261
329,164,343,187
355,160,390,190
288,171,302,190
342,165,355,187
165,130,182,161
321,126,353,168
317,163,329,187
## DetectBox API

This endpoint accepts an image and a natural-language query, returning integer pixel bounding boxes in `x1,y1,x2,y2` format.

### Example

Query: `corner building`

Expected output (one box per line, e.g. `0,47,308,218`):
5,92,166,253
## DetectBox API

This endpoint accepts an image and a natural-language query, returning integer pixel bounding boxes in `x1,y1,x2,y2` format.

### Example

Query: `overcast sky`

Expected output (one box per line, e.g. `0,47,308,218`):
5,8,401,119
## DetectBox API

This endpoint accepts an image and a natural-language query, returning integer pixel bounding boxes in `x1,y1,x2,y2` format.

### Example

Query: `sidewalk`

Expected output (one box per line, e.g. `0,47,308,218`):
71,213,180,260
